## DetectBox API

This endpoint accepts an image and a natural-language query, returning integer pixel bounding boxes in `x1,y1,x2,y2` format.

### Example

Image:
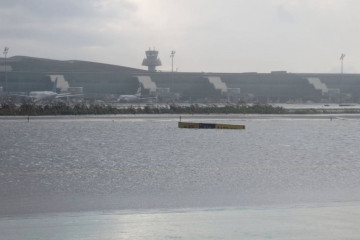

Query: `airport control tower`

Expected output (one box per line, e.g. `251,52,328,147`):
142,48,162,72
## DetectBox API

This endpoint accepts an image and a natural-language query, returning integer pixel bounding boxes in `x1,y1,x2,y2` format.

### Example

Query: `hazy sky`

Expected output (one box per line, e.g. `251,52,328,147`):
1,0,359,73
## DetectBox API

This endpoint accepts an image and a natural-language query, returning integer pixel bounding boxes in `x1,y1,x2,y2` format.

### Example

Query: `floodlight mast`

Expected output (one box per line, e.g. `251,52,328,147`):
340,53,345,74
170,50,176,72
3,47,9,92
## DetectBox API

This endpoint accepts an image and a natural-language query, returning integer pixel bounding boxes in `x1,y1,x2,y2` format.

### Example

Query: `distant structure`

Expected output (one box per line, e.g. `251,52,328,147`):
4,55,360,104
142,48,162,72
170,50,176,72
340,53,345,74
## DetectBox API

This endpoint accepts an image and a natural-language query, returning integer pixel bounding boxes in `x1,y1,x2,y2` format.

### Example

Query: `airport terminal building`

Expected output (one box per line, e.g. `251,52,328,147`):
1,55,360,104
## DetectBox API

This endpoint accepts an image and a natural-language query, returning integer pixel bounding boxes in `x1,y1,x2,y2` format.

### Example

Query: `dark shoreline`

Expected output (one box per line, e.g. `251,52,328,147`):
2,113,360,121
0,103,285,116
2,103,360,116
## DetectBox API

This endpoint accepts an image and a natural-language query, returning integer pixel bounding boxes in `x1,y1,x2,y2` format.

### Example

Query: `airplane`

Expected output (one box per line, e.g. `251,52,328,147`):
12,78,83,102
117,86,142,102
117,86,157,102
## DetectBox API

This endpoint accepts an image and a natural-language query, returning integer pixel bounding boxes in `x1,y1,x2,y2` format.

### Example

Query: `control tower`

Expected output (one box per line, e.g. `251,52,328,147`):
142,48,162,72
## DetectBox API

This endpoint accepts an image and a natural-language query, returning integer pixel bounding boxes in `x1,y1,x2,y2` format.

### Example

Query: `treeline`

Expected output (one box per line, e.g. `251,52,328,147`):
288,108,360,114
165,104,285,114
0,103,286,115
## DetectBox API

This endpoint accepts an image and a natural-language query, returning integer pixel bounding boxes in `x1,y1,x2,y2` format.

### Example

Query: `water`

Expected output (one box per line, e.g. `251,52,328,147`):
1,203,360,240
1,114,360,239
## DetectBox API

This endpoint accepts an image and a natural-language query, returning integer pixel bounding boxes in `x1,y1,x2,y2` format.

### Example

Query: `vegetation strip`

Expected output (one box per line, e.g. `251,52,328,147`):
1,103,360,115
0,103,285,115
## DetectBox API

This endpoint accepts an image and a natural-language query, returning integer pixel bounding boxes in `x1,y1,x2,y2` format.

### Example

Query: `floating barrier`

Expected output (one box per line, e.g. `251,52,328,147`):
178,121,245,130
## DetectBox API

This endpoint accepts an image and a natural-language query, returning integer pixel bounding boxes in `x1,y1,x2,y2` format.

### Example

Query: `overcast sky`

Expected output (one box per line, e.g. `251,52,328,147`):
1,0,359,73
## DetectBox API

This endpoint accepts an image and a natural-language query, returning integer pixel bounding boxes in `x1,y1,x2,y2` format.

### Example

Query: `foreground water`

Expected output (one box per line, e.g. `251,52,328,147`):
1,203,359,240
1,114,360,239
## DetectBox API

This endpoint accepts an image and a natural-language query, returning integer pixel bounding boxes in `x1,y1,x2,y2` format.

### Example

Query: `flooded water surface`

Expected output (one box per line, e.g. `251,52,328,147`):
1,115,360,239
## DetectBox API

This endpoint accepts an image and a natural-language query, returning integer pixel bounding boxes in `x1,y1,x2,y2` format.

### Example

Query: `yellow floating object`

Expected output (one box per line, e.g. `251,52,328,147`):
178,122,245,130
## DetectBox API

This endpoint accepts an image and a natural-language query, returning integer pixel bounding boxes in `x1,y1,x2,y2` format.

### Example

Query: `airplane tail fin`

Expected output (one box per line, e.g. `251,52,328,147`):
52,78,58,93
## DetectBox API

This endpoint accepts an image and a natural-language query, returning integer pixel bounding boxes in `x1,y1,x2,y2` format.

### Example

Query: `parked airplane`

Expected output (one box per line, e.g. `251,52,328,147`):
117,86,157,102
14,78,83,102
117,86,142,102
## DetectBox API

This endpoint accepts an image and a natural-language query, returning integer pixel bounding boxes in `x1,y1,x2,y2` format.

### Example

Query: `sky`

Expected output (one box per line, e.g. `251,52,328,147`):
0,0,359,73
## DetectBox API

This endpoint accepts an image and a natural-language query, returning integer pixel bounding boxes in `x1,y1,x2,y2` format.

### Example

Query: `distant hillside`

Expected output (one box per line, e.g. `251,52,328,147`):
2,56,145,73
1,56,360,103
0,56,146,95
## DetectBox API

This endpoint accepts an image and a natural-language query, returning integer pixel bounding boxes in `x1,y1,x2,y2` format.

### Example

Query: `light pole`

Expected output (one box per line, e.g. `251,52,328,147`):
170,50,176,72
3,47,9,92
339,53,346,103
340,53,345,75
170,50,176,95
